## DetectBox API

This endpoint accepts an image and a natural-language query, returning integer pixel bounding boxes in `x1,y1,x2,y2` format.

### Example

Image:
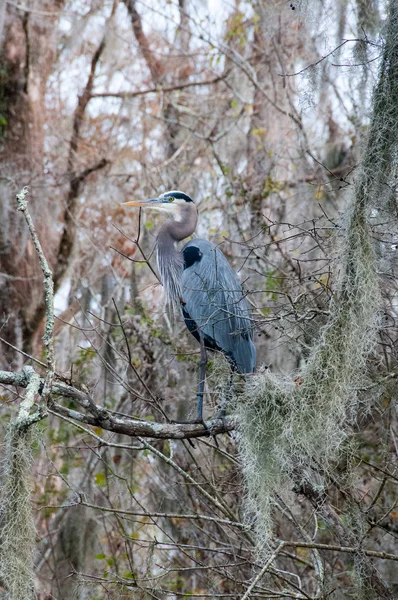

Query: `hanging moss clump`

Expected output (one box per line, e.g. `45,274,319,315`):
0,425,37,599
237,0,398,557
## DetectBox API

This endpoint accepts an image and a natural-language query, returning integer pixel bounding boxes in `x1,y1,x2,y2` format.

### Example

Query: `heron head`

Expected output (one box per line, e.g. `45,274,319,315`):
123,190,195,217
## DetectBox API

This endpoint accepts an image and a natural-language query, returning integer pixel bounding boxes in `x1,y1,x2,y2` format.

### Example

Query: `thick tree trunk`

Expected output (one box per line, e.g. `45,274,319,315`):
0,2,63,365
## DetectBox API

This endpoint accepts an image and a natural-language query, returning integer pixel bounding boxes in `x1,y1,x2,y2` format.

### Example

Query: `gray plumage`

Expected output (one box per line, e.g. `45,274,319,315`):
181,239,256,374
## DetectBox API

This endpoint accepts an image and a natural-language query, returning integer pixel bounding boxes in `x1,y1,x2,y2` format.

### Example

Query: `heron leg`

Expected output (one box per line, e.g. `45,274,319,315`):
196,336,207,422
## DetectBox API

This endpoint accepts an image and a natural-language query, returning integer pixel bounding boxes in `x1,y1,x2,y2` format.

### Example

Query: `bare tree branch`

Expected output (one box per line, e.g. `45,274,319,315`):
279,38,380,77
123,0,163,83
0,369,234,439
282,540,398,562
89,74,228,99
240,542,286,600
54,35,107,289
41,499,248,530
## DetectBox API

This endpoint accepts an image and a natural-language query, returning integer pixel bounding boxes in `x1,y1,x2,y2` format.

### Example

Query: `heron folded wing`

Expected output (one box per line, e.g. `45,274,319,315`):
181,240,256,373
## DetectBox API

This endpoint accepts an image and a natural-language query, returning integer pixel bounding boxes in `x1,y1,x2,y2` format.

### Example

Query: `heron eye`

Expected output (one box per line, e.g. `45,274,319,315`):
169,197,175,202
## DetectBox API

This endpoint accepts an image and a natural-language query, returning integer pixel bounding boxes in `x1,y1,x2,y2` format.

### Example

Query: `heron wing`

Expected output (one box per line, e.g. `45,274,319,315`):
181,239,256,373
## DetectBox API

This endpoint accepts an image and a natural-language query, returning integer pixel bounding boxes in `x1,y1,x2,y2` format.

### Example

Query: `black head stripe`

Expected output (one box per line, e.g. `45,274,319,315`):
163,191,194,203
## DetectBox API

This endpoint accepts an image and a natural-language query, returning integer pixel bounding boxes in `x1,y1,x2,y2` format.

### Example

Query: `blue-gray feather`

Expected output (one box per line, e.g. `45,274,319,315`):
181,239,256,374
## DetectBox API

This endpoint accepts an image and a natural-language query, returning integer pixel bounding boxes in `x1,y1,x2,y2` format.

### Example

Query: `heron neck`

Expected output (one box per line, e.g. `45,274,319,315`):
156,230,184,304
159,203,198,242
156,204,198,304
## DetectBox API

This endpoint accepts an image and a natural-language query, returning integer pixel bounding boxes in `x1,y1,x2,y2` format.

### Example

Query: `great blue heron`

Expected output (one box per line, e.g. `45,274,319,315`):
123,191,256,421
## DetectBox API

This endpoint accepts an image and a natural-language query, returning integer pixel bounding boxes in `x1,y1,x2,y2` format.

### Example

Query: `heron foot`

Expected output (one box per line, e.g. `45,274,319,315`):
209,414,227,432
215,405,227,421
197,417,210,432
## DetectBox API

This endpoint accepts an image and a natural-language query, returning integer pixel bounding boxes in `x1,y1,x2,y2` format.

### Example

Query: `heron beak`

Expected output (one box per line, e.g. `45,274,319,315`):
122,198,160,207
122,197,179,216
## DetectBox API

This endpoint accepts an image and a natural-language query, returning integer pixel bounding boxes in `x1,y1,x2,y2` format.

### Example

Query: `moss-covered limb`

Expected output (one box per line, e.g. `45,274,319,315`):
14,366,41,429
0,368,235,439
16,186,55,403
0,191,55,599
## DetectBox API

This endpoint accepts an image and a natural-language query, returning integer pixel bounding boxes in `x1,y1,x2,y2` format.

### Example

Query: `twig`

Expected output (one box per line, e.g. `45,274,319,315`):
112,298,159,402
281,540,398,562
89,73,228,99
40,499,248,530
139,437,237,521
0,336,47,369
279,38,379,78
240,542,286,600
111,223,159,281
354,455,398,483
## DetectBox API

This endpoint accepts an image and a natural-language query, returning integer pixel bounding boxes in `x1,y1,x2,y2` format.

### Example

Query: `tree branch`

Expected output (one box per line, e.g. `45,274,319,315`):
0,369,234,439
13,366,42,429
89,74,228,99
16,186,55,404
282,540,398,563
279,38,380,78
41,499,247,530
54,35,107,289
123,0,163,83
240,542,286,600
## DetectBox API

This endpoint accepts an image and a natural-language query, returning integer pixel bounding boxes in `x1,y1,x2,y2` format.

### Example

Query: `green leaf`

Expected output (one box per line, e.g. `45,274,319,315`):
94,472,106,487
123,571,135,579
